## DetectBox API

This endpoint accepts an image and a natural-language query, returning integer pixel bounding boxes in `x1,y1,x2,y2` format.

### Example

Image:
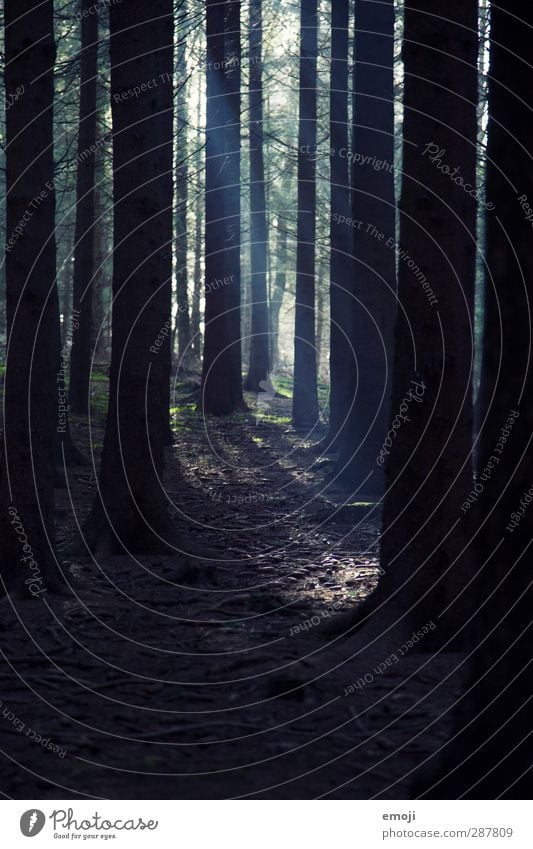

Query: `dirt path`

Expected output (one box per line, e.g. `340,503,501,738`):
0,393,462,799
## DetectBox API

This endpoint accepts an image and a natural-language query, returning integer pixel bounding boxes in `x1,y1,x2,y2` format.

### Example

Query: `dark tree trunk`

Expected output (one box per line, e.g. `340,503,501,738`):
242,264,252,369
93,171,110,362
58,259,88,467
334,0,396,492
270,215,288,371
201,0,244,414
372,1,478,642
190,83,203,363
191,194,203,361
69,0,98,414
325,0,353,452
93,61,112,363
223,0,244,409
202,0,230,413
328,1,478,647
315,252,327,381
60,261,71,345
175,1,193,373
292,0,319,429
55,302,87,470
244,0,270,393
0,0,65,597
417,2,533,799
83,0,174,555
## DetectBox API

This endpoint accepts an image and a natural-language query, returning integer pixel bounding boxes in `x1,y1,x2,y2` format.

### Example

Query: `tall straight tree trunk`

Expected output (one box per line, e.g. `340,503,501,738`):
326,0,353,452
55,298,87,469
201,0,244,414
371,1,478,642
292,0,319,429
190,80,203,363
242,265,252,368
69,0,98,414
191,194,203,361
334,0,396,492
0,0,65,596
244,0,270,393
93,172,110,362
202,0,229,412
92,55,112,363
60,261,71,344
83,0,174,554
175,1,192,372
315,252,327,380
223,0,244,409
270,214,288,371
418,2,533,799
329,1,478,646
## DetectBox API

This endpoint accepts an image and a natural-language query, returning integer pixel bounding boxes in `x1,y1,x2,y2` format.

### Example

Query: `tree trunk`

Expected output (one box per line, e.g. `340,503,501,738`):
0,0,65,597
175,1,193,373
60,261,71,345
223,0,244,409
292,0,319,430
373,0,478,641
83,0,174,554
270,215,288,371
69,0,98,414
333,0,396,492
93,171,111,363
190,81,203,363
329,1,478,647
242,263,252,369
55,301,87,469
325,0,353,452
201,0,245,414
315,251,327,381
191,194,203,362
93,61,112,364
244,0,270,393
417,1,533,799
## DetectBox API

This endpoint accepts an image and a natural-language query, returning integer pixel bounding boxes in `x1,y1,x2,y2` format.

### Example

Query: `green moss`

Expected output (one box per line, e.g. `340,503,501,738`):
170,404,195,414
259,413,291,425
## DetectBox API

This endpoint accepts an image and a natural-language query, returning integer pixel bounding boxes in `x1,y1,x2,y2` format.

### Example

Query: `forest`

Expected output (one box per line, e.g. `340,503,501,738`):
0,0,532,803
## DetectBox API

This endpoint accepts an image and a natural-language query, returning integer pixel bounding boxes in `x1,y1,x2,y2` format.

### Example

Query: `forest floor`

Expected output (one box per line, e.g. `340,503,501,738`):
0,372,465,799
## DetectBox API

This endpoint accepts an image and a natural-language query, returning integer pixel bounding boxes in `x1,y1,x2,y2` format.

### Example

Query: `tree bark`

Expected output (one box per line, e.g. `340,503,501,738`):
373,0,478,641
417,1,533,798
328,1,478,647
190,81,203,363
69,0,98,414
201,0,245,414
223,0,245,409
83,0,174,554
325,0,353,452
244,0,270,393
93,170,111,363
1,0,66,597
292,0,319,429
315,251,327,381
333,0,396,493
175,1,193,373
270,214,288,371
191,194,203,362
